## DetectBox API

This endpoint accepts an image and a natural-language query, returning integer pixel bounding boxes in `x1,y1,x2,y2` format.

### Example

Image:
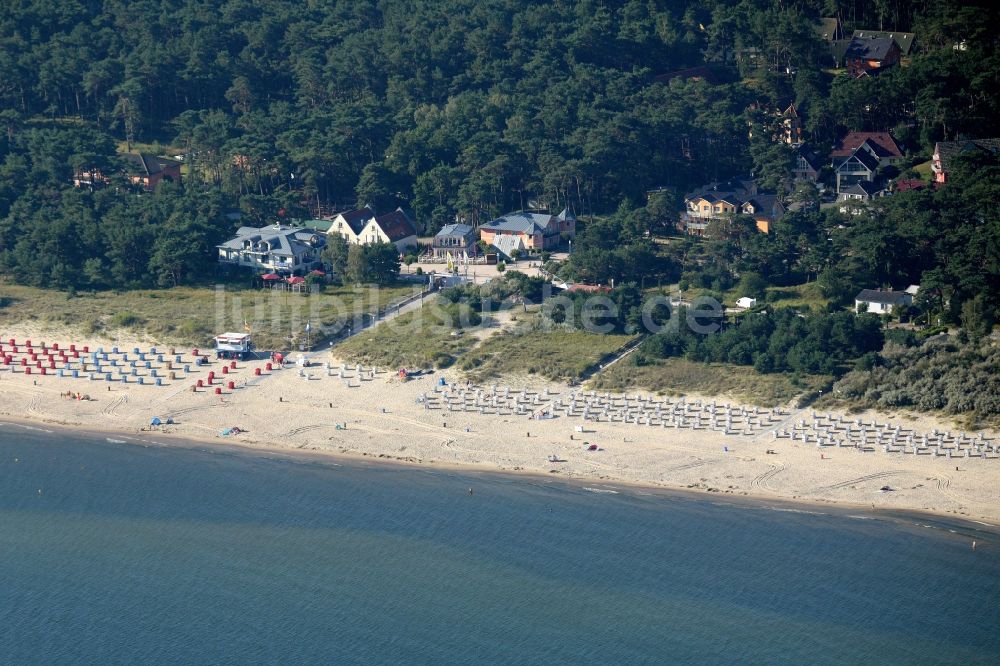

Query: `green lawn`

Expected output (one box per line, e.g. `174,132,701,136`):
760,282,830,311
590,357,831,407
911,159,933,182
673,281,830,313
0,282,420,351
115,140,184,156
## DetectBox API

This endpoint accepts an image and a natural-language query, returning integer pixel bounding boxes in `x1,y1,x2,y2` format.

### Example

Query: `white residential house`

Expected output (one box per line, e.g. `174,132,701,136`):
356,208,419,253
854,289,912,314
792,144,824,182
327,206,418,253
217,224,326,274
831,132,904,193
328,206,377,244
432,223,477,258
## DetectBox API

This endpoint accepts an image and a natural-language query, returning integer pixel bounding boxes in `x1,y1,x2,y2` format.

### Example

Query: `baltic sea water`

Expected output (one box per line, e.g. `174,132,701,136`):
1,423,998,664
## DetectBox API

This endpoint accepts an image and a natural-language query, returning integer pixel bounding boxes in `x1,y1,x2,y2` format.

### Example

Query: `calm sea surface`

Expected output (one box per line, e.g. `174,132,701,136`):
1,423,998,664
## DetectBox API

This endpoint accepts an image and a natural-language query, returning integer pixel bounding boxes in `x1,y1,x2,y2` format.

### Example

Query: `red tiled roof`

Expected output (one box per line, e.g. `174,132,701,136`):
831,132,903,159
893,179,926,192
374,209,416,243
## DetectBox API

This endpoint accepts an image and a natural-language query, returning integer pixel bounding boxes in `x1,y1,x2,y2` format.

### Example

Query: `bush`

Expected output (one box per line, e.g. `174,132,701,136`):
854,352,879,371
883,328,917,347
433,352,455,369
737,272,767,300
174,319,211,343
831,338,1000,419
640,308,883,376
439,301,482,329
111,311,141,328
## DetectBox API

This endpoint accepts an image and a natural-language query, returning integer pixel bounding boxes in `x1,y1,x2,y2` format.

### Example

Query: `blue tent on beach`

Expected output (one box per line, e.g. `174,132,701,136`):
150,417,162,426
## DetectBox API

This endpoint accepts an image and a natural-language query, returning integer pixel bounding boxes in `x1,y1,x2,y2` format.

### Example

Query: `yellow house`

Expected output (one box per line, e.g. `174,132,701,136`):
329,206,376,244
682,193,741,235
680,180,783,236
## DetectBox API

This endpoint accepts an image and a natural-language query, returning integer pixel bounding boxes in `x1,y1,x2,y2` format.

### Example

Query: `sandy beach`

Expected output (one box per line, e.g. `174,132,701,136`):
2,321,999,525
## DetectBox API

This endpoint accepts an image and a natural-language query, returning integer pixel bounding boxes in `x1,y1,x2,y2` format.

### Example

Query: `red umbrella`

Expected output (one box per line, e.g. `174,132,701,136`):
286,276,306,284
261,273,281,280
309,269,326,276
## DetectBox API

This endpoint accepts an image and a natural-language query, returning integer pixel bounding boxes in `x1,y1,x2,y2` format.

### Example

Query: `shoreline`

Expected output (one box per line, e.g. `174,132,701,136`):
2,411,998,537
1,323,998,528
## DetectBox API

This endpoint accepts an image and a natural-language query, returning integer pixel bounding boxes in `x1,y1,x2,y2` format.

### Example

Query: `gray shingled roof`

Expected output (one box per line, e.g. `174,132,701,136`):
481,212,558,235
853,30,915,55
121,153,181,176
855,289,908,305
335,207,376,235
743,194,782,220
685,179,757,201
838,148,881,173
840,181,881,197
436,223,474,238
845,36,898,61
796,144,824,172
219,224,325,257
935,138,1000,173
492,234,525,259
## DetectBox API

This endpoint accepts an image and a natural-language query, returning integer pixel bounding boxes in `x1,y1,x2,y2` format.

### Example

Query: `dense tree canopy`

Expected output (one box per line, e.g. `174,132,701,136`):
1,0,998,296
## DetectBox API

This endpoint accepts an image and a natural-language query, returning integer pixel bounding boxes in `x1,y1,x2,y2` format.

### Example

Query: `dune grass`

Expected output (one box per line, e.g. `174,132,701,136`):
458,325,635,382
0,282,420,351
590,357,831,407
333,306,478,370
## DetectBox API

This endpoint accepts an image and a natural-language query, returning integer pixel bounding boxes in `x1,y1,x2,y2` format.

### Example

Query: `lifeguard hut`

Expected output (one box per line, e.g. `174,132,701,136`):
214,332,253,360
